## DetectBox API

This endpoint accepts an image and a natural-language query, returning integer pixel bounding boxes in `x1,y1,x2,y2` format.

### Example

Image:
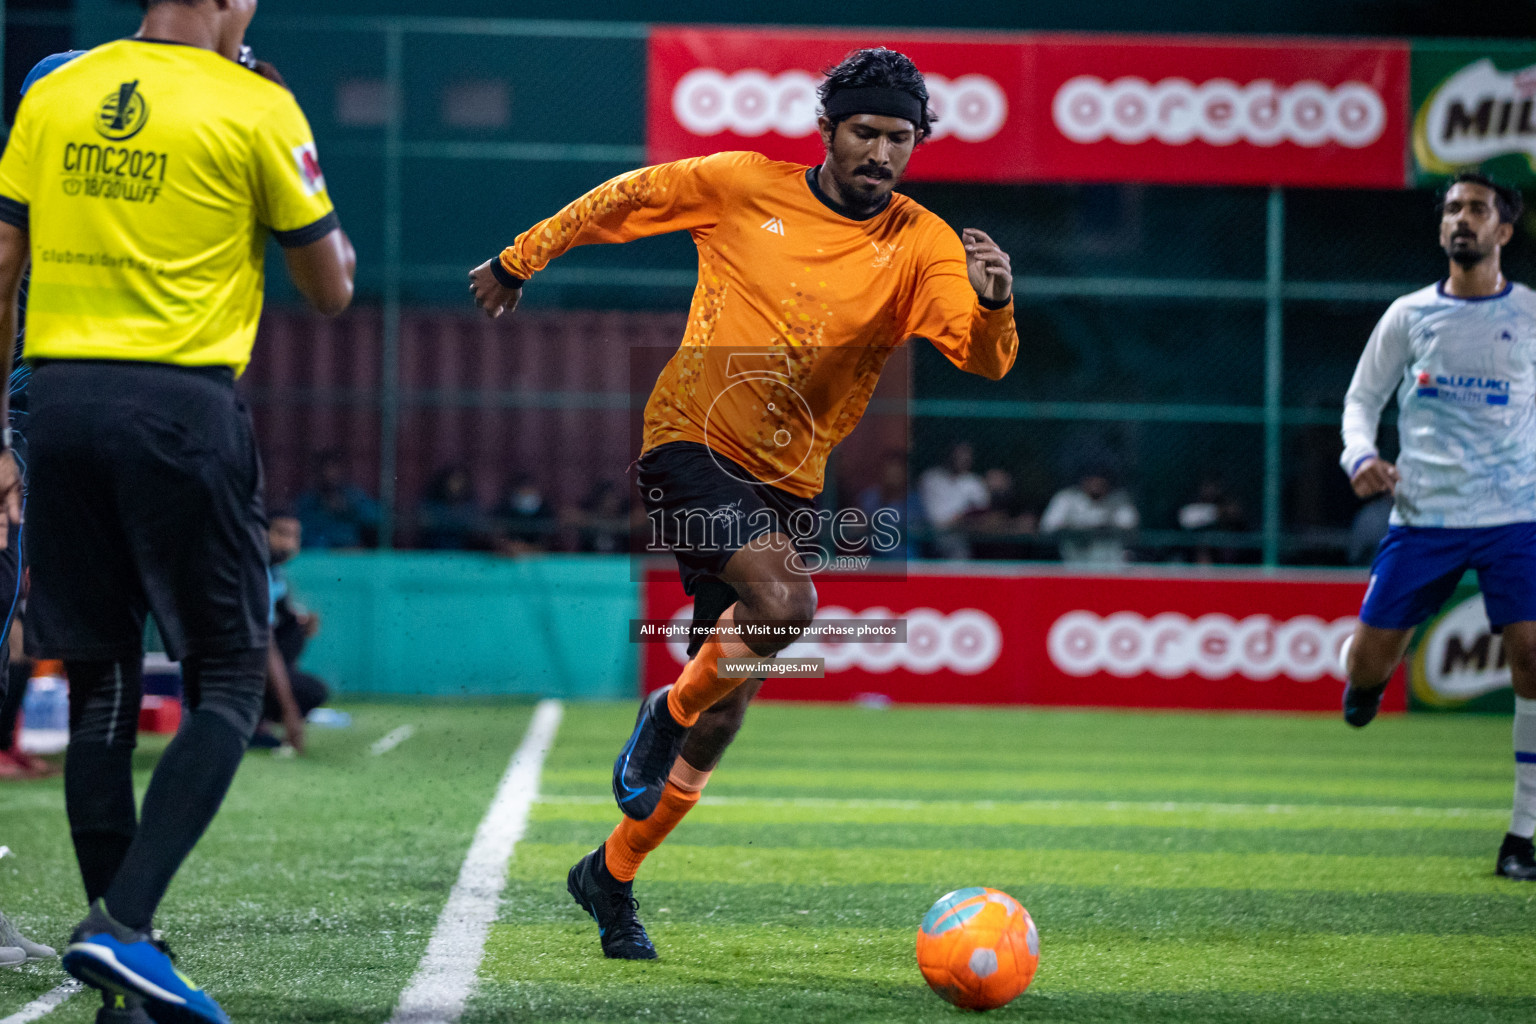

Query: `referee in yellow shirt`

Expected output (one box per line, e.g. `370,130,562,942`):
0,2,355,1021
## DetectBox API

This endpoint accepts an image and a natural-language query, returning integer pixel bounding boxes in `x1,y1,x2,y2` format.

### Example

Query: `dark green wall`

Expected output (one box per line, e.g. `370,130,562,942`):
71,0,1536,40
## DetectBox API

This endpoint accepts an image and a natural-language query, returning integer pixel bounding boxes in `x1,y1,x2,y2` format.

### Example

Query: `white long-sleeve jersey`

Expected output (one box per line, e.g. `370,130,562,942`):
1341,281,1536,527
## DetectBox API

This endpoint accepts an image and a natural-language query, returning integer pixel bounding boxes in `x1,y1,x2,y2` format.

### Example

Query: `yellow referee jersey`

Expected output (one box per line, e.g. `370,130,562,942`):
0,39,336,375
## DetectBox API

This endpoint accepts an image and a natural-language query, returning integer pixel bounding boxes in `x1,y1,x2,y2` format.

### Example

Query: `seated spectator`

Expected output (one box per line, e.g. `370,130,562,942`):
568,478,631,554
1041,469,1140,565
0,616,54,780
493,473,552,554
855,451,919,561
295,451,379,549
416,464,491,550
1177,476,1251,565
969,468,1040,560
252,514,331,753
919,442,990,559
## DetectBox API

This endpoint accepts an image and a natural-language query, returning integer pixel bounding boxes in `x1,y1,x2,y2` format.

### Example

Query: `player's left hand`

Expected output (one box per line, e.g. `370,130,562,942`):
469,260,522,319
0,449,20,550
963,228,1012,305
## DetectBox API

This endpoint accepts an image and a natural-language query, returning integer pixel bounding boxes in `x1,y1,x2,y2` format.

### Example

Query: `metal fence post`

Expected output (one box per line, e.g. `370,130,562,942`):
1263,188,1285,566
378,23,403,549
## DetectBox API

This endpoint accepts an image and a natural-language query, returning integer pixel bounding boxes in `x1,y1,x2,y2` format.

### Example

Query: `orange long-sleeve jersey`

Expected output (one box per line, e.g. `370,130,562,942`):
499,151,1019,499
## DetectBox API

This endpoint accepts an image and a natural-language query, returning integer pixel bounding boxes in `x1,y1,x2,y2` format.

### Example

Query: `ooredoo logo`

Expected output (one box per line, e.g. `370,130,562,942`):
666,605,1003,674
672,69,1008,142
1052,76,1387,149
1047,610,1356,681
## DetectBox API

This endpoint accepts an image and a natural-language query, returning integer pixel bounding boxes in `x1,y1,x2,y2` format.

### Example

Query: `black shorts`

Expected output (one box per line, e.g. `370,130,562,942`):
637,441,817,654
23,360,269,661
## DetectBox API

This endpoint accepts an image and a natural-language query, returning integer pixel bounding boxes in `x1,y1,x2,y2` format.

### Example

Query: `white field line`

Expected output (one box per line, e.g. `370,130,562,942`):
385,700,563,1024
538,793,1507,820
0,982,80,1024
370,724,417,756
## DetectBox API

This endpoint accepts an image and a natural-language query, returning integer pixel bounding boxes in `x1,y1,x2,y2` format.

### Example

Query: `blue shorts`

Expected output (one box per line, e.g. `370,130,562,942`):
1360,522,1536,631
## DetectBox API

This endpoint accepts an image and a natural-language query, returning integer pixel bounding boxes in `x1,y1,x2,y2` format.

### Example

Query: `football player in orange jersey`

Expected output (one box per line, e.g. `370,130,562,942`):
470,47,1017,959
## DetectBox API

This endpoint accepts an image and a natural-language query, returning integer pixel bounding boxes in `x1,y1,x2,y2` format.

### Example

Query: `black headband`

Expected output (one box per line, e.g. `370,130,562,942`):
822,86,924,127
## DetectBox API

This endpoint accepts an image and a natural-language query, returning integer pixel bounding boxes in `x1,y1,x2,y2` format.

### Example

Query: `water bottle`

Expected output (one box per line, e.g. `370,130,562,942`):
306,707,352,729
20,672,69,753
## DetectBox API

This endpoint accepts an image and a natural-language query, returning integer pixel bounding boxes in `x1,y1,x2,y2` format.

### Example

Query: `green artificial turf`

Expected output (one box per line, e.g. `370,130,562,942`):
481,704,1536,1023
0,703,531,1023
3,701,1534,1023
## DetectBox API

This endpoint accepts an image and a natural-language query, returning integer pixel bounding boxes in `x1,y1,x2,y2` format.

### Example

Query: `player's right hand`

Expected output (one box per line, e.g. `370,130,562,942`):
1350,457,1400,498
469,260,521,319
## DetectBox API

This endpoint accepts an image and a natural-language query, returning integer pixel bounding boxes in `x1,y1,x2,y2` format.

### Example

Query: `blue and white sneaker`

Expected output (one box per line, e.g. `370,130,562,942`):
612,685,689,820
63,901,229,1024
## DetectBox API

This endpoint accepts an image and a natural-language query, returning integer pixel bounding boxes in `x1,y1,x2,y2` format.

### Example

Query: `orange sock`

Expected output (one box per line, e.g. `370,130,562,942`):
604,758,713,882
667,604,754,727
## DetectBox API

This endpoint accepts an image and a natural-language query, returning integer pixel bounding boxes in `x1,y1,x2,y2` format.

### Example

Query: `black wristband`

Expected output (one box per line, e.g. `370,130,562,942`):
489,259,524,289
978,293,1012,311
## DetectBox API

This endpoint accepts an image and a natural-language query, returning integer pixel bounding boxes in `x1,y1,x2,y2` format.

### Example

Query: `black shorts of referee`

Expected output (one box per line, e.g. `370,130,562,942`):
23,359,268,663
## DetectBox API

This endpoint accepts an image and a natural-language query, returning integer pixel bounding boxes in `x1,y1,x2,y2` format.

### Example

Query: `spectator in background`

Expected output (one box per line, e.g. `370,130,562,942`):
0,615,53,780
855,451,919,561
416,464,491,550
919,442,990,558
569,478,631,554
296,450,379,549
1041,468,1140,566
494,472,551,554
253,514,329,752
1177,476,1251,565
969,468,1040,560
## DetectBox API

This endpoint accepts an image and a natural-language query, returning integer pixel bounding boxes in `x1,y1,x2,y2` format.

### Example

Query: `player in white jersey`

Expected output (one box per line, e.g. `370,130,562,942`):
1340,172,1536,881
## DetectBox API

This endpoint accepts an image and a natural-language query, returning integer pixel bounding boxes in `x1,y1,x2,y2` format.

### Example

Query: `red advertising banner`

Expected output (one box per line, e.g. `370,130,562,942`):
640,567,1407,713
647,28,1411,188
648,27,1031,182
1031,34,1411,188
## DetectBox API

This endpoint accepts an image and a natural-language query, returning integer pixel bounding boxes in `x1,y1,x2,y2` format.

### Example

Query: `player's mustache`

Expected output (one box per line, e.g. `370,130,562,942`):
853,164,892,179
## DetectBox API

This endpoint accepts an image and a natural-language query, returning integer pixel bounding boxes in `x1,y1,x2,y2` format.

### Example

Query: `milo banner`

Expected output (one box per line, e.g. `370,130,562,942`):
1412,42,1536,186
1407,581,1516,714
